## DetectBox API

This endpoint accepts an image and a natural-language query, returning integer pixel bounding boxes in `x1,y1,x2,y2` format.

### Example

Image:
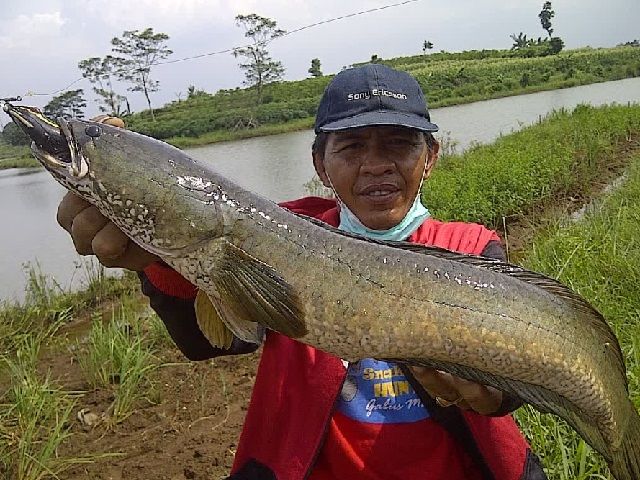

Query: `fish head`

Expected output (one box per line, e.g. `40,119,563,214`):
4,104,225,257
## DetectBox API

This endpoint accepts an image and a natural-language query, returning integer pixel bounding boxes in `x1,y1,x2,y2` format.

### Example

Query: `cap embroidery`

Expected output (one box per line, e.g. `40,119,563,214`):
347,88,408,101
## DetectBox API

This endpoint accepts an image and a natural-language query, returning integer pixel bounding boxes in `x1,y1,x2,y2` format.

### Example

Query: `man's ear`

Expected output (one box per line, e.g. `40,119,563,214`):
423,140,440,179
313,153,332,188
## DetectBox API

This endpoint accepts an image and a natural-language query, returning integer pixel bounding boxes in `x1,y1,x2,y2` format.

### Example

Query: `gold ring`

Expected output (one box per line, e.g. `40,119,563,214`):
435,395,464,408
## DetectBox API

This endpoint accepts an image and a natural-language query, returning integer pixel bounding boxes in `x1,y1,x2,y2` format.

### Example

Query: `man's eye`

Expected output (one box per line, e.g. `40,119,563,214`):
339,142,361,151
389,138,415,146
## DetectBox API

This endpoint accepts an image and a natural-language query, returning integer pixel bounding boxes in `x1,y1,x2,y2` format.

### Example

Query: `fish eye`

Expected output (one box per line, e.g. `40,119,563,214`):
85,125,103,138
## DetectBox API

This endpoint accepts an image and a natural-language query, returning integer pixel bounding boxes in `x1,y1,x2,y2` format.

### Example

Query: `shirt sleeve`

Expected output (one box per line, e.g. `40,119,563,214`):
138,271,260,360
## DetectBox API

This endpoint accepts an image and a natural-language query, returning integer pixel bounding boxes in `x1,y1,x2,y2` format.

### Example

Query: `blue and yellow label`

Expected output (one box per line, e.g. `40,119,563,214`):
337,359,429,423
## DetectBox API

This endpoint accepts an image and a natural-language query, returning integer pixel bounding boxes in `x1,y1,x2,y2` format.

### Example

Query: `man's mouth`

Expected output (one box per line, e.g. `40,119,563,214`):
359,184,400,202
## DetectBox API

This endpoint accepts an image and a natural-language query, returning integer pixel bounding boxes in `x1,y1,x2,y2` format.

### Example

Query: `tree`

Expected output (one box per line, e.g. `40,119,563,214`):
111,28,173,120
308,58,322,78
538,1,554,38
422,40,434,54
43,90,86,119
370,54,382,64
510,32,529,50
232,14,286,105
78,55,128,116
1,122,30,146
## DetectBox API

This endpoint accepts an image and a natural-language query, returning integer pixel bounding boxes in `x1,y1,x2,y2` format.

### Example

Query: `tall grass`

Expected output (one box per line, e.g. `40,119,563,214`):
423,104,640,229
78,309,160,424
0,262,139,357
0,336,91,480
515,154,640,479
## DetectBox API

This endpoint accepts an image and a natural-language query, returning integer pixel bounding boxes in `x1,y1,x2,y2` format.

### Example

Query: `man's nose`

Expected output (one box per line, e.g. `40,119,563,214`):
360,146,394,174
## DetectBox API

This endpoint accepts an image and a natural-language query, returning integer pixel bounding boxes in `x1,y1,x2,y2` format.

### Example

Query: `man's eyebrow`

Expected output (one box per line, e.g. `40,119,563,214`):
332,133,365,141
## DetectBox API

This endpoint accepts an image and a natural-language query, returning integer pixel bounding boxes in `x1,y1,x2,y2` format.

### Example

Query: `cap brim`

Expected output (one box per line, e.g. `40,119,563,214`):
317,110,439,133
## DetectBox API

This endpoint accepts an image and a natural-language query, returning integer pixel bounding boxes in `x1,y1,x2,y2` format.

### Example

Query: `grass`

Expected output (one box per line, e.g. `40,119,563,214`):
125,46,640,142
0,333,93,479
423,104,640,229
0,261,139,358
78,309,159,425
513,153,640,479
0,143,35,170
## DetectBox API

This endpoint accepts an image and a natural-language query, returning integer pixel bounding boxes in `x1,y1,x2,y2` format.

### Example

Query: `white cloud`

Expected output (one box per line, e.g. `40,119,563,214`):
0,11,65,49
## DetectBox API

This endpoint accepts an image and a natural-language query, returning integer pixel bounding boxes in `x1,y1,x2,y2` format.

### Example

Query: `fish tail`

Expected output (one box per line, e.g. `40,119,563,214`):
610,408,640,480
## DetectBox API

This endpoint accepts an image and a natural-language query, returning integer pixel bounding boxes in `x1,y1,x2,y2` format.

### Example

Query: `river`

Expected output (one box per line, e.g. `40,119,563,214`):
2,77,640,302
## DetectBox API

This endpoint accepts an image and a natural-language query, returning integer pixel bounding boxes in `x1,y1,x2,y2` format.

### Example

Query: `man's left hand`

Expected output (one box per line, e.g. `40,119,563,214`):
410,366,502,415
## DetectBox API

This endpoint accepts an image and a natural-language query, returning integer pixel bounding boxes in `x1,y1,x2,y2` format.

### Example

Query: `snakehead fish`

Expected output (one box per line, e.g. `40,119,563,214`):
4,102,640,480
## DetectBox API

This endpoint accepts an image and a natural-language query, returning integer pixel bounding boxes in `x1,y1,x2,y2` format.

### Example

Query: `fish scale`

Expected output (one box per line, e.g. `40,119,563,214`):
5,102,640,480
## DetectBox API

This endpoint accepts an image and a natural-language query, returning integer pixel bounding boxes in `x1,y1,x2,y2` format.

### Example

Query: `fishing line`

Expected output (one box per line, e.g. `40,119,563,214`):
14,0,424,100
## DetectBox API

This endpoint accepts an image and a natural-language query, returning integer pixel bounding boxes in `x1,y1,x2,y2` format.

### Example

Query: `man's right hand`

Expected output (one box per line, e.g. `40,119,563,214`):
57,192,160,271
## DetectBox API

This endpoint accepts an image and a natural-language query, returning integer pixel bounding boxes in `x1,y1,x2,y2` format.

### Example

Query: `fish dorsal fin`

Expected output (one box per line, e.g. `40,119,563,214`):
297,213,625,376
210,239,307,339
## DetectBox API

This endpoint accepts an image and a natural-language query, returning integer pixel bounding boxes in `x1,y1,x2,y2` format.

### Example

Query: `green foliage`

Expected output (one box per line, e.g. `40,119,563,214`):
308,58,322,78
43,89,86,119
0,122,30,146
515,153,640,478
423,104,640,229
0,336,92,479
539,1,555,38
78,55,128,116
78,310,159,424
123,46,640,142
111,28,173,119
233,14,286,106
422,40,434,54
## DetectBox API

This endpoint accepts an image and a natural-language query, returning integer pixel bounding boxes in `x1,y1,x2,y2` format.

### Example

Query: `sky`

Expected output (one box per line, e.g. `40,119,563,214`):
1,0,639,120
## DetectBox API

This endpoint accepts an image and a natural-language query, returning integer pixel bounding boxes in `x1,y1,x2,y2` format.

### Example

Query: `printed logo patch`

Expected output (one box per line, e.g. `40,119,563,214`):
347,88,408,101
336,359,429,424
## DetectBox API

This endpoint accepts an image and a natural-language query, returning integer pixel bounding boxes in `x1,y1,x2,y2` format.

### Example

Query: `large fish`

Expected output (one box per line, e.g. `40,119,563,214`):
5,102,640,479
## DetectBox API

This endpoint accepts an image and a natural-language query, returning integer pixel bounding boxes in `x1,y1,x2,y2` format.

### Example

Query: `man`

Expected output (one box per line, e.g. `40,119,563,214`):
57,64,547,479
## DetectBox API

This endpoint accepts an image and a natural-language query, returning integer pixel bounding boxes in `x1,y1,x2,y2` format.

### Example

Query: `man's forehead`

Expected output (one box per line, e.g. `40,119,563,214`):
329,126,421,140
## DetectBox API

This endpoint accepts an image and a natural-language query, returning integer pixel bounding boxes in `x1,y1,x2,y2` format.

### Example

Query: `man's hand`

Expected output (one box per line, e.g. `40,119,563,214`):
56,116,160,271
410,366,503,415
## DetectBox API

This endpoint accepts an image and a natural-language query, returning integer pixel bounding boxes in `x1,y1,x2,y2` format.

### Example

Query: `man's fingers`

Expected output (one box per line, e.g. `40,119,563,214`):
57,192,92,233
410,367,502,415
70,206,110,255
451,377,502,416
93,223,160,270
410,367,461,403
91,222,129,261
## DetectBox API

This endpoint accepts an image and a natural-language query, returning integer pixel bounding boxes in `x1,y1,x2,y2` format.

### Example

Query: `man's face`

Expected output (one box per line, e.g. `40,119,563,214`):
313,126,438,230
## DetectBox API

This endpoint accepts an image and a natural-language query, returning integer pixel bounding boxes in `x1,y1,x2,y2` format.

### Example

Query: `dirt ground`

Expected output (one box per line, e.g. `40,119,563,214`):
50,330,261,480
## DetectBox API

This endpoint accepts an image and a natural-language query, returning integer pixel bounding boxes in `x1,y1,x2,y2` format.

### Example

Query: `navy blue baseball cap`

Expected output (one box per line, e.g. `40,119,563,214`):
314,64,439,134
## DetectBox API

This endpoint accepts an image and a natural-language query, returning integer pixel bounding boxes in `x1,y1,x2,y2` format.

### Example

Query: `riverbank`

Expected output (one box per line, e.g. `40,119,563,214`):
130,46,640,147
2,104,640,479
0,143,34,169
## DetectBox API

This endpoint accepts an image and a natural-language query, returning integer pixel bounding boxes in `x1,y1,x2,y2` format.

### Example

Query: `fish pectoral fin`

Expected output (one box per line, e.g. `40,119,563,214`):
212,240,307,339
194,289,236,348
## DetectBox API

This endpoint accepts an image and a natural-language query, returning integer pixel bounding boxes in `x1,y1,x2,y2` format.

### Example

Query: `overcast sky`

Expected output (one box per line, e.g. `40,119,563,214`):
1,0,638,119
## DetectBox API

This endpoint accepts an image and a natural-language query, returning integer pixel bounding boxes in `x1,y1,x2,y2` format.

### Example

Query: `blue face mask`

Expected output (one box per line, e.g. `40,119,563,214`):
337,194,430,241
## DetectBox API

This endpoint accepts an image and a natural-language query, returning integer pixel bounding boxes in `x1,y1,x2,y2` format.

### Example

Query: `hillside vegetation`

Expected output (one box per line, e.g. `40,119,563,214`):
124,46,640,145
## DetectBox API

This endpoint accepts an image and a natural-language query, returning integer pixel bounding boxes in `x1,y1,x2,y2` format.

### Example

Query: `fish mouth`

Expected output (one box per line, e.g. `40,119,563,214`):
2,102,88,178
